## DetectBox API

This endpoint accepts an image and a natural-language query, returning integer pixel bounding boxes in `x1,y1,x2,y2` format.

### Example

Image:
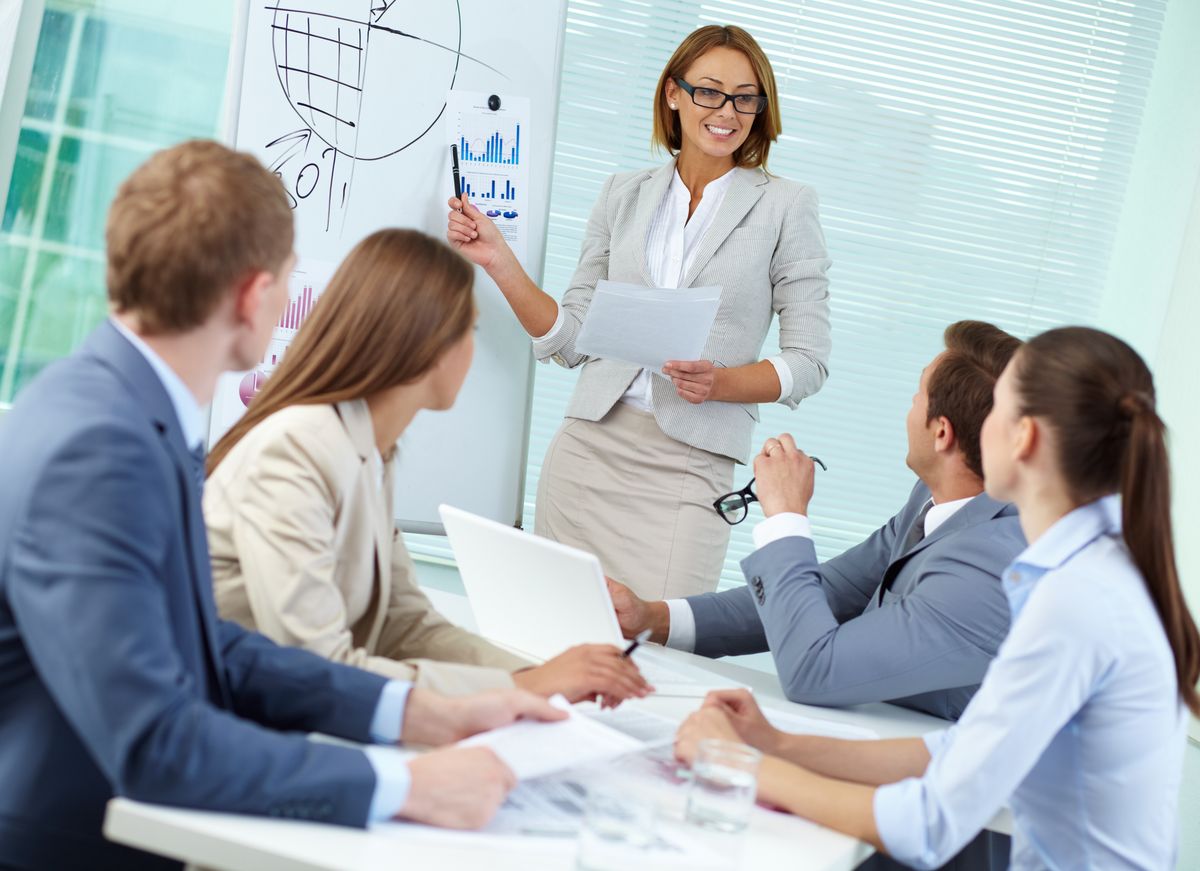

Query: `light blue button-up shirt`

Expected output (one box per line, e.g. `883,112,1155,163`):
112,318,414,821
874,495,1187,870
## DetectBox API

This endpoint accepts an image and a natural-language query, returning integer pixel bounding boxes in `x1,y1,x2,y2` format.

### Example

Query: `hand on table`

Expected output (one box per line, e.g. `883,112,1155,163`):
701,689,785,755
401,687,566,747
513,643,652,709
606,577,670,644
400,746,515,829
662,359,720,404
754,433,816,517
673,706,746,766
446,194,514,272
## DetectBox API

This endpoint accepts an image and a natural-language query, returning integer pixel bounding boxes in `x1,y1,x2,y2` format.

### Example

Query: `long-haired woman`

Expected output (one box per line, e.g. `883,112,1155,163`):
674,326,1198,869
205,229,649,703
447,25,831,600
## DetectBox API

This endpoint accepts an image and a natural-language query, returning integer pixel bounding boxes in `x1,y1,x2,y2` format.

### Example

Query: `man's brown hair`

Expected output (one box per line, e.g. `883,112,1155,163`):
651,25,782,170
105,139,293,333
927,320,1023,479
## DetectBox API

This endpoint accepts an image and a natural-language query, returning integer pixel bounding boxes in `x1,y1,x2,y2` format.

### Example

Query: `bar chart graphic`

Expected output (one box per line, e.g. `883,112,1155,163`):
458,124,521,165
278,282,317,330
461,174,517,202
447,92,530,262
207,259,337,429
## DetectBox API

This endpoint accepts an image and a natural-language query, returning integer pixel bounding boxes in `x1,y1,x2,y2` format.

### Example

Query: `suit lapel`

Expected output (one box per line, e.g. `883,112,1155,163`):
681,167,766,288
87,322,230,706
629,164,676,286
335,399,392,649
877,491,1009,598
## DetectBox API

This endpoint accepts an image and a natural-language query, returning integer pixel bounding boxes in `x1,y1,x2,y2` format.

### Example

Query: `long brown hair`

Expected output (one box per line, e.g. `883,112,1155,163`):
651,25,781,170
207,228,475,473
1014,327,1200,715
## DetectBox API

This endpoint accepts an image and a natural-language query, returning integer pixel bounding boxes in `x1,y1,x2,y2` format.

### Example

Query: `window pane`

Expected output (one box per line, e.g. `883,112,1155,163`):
0,1,235,403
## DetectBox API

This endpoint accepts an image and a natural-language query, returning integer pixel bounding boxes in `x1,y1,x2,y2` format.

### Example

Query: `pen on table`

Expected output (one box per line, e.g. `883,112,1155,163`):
450,144,463,212
622,628,652,658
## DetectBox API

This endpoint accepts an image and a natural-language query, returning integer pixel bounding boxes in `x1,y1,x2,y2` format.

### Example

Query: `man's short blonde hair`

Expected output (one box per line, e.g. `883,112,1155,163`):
106,140,294,333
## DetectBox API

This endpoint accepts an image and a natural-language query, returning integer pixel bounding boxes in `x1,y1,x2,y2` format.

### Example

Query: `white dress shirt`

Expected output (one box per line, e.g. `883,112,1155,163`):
112,318,414,822
874,496,1187,870
664,495,973,652
536,165,794,409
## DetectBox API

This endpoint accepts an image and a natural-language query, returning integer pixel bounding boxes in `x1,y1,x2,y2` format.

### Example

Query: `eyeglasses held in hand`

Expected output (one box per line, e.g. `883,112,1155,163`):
672,77,769,115
712,456,827,526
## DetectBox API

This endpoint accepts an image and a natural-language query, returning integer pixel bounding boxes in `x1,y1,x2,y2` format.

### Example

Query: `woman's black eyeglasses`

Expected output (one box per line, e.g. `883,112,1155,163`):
712,456,827,526
672,77,768,115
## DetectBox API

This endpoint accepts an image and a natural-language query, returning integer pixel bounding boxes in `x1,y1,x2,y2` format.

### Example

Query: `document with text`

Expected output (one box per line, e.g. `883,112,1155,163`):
575,280,722,370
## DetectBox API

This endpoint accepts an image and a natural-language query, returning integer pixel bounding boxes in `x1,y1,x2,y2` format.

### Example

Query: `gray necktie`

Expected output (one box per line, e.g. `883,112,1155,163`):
902,499,935,554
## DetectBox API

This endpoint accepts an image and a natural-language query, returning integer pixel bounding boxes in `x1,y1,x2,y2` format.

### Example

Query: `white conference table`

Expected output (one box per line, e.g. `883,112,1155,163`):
103,588,1007,870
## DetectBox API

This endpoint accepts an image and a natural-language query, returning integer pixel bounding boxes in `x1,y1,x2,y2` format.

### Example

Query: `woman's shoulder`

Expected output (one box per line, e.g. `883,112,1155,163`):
222,403,357,478
757,169,818,200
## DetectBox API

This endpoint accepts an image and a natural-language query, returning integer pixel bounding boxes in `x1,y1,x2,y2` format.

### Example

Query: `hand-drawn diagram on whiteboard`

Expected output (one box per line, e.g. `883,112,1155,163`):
258,1,505,233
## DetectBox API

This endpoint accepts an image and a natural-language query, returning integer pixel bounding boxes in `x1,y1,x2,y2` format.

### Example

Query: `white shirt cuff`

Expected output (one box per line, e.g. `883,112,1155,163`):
752,512,813,549
767,355,793,403
532,303,565,343
664,599,697,653
922,728,951,757
873,778,928,866
364,745,413,822
368,680,413,743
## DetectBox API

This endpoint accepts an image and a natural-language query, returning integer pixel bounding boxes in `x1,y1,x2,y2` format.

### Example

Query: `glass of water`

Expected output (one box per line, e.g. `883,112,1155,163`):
575,783,656,871
685,739,762,833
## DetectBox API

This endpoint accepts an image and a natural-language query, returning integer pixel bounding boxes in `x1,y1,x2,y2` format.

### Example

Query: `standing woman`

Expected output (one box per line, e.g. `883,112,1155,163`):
675,327,1199,869
447,25,831,600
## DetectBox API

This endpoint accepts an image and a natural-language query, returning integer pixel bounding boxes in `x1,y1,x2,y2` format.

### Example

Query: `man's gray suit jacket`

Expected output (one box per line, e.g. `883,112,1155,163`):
686,482,1025,720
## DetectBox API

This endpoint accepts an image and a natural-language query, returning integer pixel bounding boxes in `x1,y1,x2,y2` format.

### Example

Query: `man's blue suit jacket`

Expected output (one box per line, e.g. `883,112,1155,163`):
0,322,391,870
687,482,1026,720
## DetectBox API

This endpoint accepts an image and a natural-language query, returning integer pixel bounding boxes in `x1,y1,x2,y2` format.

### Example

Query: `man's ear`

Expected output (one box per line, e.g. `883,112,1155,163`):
232,270,274,327
933,415,956,454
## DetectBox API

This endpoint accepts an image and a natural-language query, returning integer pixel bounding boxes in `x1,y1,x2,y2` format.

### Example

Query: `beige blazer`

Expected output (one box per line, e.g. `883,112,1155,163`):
205,399,530,695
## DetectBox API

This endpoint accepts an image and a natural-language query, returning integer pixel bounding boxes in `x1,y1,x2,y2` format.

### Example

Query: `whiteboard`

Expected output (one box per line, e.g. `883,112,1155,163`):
217,0,567,533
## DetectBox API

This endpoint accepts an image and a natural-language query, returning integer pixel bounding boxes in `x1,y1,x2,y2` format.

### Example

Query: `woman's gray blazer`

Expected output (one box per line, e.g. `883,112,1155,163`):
531,161,832,464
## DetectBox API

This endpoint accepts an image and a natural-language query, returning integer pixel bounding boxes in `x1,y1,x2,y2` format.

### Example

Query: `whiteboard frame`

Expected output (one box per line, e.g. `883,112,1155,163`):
216,0,568,534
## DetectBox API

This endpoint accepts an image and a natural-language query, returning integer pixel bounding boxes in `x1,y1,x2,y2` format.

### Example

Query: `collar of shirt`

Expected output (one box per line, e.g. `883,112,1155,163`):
1002,494,1121,616
668,164,737,203
924,495,974,537
110,316,206,451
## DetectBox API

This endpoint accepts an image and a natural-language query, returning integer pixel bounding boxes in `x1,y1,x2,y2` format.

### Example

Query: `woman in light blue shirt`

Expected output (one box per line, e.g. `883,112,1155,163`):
674,326,1200,869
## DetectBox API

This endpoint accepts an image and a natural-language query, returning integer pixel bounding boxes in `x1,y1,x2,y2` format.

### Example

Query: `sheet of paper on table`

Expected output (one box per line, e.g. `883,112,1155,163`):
574,280,722,370
456,695,646,780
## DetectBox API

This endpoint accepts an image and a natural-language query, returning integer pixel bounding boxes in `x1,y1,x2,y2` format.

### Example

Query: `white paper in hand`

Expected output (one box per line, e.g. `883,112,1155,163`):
574,280,721,370
457,695,644,780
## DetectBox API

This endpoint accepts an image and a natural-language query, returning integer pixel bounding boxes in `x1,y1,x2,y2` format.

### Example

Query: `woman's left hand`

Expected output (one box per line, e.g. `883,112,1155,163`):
663,360,720,404
674,707,745,765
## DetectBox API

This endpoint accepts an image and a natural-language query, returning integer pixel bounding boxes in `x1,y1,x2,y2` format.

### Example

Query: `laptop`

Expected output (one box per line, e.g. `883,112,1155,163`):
438,504,625,662
438,504,749,705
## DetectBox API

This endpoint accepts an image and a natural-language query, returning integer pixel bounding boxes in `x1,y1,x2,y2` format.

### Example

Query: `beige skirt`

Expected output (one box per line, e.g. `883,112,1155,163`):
534,403,735,600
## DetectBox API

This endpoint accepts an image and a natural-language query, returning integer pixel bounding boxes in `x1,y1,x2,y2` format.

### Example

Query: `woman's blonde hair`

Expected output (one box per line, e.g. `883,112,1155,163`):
651,25,782,170
207,228,475,473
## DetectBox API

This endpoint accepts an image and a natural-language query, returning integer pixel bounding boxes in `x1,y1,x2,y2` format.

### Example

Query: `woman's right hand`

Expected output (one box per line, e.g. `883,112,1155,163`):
702,689,785,755
446,194,511,272
512,643,652,708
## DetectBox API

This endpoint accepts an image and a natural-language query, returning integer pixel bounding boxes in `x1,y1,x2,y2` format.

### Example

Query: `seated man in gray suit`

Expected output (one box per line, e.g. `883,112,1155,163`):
610,321,1025,721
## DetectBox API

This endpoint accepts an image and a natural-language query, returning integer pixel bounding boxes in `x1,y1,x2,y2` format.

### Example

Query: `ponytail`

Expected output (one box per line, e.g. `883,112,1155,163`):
1119,395,1200,716
1016,328,1200,716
